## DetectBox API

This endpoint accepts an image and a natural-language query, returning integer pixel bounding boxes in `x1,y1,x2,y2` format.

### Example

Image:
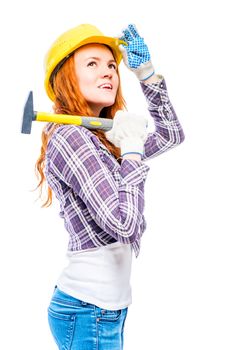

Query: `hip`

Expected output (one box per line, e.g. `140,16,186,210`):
47,286,128,350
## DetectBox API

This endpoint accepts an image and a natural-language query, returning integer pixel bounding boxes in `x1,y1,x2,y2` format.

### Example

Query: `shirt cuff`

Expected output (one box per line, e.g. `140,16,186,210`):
140,75,169,107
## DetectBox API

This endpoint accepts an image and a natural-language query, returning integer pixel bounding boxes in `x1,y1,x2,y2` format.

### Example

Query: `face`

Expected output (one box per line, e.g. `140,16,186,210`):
74,43,119,116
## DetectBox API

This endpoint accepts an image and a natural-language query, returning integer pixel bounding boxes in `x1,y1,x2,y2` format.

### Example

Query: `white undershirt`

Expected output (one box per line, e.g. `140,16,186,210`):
56,241,133,310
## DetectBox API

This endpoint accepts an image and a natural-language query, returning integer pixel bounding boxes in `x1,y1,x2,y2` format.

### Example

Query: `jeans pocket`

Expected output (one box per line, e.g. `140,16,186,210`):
48,307,76,350
100,308,122,322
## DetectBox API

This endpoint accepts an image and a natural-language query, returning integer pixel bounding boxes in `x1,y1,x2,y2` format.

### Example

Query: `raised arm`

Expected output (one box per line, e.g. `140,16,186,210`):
118,24,185,160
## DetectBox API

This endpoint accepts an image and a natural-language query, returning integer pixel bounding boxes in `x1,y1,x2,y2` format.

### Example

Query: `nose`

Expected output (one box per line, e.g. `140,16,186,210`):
103,72,112,78
100,65,112,79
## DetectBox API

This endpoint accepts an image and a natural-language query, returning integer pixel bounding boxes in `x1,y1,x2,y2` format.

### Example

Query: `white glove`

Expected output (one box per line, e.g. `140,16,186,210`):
105,110,148,157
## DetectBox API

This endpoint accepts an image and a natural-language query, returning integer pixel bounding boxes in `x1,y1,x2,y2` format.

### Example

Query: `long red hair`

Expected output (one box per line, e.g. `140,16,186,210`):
35,47,126,207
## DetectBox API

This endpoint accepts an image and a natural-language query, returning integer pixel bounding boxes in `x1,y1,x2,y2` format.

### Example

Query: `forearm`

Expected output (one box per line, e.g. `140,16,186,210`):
140,77,185,159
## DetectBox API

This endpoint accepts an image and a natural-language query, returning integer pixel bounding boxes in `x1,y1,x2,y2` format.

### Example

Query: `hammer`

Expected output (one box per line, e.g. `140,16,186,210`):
21,91,113,134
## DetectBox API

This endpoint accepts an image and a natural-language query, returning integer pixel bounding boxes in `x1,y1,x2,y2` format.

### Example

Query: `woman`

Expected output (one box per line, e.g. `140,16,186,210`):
36,23,185,350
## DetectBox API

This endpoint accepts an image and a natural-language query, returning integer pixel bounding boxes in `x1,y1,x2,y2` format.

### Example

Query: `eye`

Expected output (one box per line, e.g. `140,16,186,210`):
87,61,96,67
109,63,117,70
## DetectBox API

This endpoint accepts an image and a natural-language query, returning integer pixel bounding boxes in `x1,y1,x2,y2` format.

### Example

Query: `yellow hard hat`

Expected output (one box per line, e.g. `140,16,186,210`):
44,23,125,101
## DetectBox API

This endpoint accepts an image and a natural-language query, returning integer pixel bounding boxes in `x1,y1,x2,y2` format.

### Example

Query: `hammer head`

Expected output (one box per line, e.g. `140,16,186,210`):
21,91,35,134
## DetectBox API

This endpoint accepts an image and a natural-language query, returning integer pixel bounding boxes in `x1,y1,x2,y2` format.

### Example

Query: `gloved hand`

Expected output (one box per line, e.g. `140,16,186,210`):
105,110,148,157
118,24,155,81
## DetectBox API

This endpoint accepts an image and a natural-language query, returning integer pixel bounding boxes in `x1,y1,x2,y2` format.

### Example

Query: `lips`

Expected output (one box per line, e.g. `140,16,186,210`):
98,83,113,90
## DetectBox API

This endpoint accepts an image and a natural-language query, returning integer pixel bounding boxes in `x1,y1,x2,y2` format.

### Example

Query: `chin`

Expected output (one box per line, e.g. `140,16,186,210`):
100,99,115,108
89,98,116,114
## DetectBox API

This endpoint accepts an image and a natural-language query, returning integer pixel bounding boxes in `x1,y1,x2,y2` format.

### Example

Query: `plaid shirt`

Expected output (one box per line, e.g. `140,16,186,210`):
45,77,185,257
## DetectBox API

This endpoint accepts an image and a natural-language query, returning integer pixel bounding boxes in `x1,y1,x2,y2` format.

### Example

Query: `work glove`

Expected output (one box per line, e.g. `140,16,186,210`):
118,24,155,81
105,111,148,157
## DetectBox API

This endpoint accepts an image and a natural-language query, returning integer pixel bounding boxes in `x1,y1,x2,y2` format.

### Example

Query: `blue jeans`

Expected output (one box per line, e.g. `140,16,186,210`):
47,287,128,350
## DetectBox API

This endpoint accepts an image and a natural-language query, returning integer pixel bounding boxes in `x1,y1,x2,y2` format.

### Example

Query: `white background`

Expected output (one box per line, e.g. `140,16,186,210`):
1,0,234,349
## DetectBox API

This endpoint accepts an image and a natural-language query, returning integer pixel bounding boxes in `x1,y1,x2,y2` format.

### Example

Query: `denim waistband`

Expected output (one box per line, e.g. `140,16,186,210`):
51,286,92,307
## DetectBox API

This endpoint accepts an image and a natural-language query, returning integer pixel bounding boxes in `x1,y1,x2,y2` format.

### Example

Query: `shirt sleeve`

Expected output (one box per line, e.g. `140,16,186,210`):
46,125,150,245
140,75,185,160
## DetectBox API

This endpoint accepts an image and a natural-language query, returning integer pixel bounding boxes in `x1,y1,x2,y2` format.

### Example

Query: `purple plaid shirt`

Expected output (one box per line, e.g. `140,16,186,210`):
45,77,185,257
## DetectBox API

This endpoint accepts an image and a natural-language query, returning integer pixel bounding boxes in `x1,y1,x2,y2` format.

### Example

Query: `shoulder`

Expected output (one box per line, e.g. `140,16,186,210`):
52,124,95,142
48,124,100,152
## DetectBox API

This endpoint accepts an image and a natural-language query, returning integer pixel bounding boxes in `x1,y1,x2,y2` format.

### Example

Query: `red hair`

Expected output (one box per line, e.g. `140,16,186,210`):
35,48,126,207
